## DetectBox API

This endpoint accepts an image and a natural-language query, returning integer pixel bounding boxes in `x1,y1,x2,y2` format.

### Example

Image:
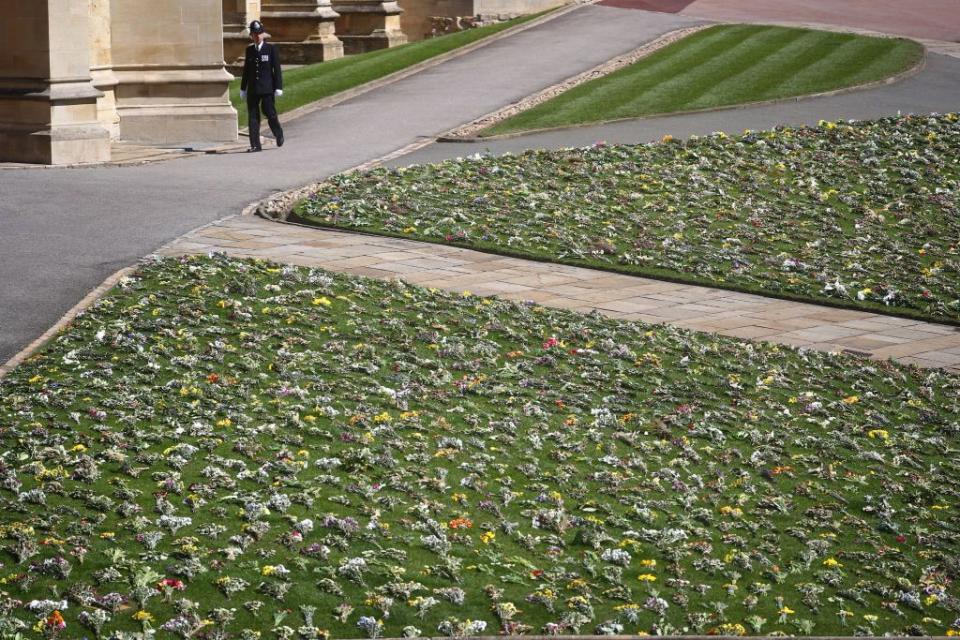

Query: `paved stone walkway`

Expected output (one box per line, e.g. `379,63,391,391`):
159,216,960,373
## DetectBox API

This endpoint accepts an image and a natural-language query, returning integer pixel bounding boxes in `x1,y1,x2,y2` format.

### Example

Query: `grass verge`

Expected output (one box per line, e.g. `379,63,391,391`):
231,12,549,122
296,114,960,324
483,24,924,136
1,254,958,638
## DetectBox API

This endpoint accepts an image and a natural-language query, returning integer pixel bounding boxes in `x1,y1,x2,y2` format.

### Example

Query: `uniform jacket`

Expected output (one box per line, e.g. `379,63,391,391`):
241,41,283,95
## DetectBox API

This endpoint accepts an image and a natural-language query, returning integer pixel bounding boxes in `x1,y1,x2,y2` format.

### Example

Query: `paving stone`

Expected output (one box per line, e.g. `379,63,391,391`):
717,325,786,340
784,325,868,342
593,299,665,313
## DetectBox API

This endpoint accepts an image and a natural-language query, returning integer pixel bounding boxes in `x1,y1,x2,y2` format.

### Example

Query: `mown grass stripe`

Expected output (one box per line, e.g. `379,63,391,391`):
660,26,809,111
494,25,744,130
482,25,924,136
781,36,906,95
613,25,772,115
687,29,831,107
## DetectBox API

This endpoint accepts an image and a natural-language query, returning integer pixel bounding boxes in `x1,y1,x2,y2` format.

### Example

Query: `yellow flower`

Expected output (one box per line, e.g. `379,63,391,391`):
867,429,889,440
261,565,277,576
70,444,88,453
842,395,859,404
639,559,656,568
133,611,155,622
823,558,842,568
779,607,795,615
100,532,115,539
638,574,657,582
312,296,332,306
216,418,232,428
480,531,496,544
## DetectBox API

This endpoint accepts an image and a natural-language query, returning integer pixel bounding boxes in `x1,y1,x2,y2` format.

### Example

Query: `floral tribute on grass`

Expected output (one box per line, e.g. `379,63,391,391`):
297,113,960,323
1,254,959,639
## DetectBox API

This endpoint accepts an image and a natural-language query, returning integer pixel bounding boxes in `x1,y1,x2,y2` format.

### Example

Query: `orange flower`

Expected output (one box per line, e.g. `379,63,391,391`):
47,611,66,630
448,517,473,529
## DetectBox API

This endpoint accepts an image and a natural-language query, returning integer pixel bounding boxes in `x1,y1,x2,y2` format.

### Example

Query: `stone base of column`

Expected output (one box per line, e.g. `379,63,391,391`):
90,67,121,139
260,4,346,64
275,36,345,64
0,80,111,164
112,66,238,145
0,124,112,165
333,0,407,54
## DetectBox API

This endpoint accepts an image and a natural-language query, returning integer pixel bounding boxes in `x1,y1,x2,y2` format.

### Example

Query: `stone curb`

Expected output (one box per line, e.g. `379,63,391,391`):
0,266,139,379
444,28,930,142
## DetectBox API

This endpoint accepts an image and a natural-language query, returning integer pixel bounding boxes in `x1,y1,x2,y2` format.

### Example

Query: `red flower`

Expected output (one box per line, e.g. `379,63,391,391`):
158,578,185,591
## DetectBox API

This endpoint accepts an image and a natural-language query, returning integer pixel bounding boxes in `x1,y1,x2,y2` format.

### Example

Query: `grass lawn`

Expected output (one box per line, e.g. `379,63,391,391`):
1,254,959,638
230,13,546,122
483,25,924,136
297,114,960,323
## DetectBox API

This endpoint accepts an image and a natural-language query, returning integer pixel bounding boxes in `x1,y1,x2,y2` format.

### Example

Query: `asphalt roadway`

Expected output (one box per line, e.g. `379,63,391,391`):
2,3,960,364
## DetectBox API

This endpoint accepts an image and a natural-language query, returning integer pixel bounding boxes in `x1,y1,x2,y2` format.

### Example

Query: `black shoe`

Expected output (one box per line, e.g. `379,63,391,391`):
247,146,262,153
276,132,284,148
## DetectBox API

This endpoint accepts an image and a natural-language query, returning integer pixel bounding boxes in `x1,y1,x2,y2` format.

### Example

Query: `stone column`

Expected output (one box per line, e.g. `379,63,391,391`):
332,0,408,54
0,0,111,164
110,0,237,145
260,0,345,64
224,0,262,73
89,0,120,138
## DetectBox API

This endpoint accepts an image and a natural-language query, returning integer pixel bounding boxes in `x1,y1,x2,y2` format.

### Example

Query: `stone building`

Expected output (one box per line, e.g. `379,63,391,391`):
0,0,238,165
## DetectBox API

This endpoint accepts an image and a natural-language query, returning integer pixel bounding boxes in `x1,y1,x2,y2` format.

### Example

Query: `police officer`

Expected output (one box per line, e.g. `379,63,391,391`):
240,20,284,152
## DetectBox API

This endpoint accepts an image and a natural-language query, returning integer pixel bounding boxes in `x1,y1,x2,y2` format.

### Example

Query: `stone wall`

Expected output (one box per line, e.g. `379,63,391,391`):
0,0,238,163
109,0,237,144
401,0,565,41
0,0,110,164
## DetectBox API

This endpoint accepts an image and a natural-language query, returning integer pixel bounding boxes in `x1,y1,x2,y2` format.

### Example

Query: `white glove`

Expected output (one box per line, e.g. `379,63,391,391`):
275,89,283,97
240,90,247,100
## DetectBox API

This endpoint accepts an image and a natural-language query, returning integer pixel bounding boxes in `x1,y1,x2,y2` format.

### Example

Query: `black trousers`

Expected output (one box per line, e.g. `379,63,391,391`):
247,92,283,148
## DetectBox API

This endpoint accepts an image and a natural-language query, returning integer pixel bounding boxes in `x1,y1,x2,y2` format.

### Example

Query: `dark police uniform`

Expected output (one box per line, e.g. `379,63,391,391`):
240,33,284,151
